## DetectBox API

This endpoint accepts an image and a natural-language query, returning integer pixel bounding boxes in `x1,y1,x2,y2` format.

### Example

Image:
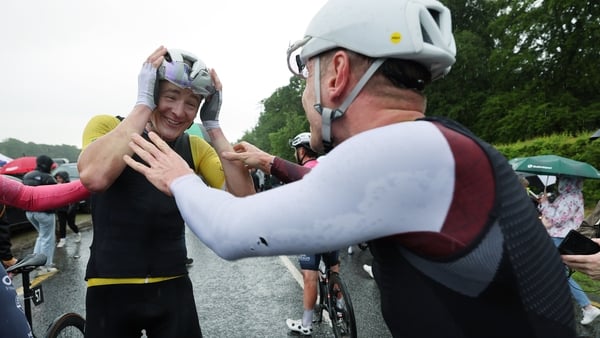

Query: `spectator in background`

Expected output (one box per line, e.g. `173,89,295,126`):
0,203,17,269
563,243,600,280
54,171,81,248
22,155,58,275
519,175,539,209
250,168,261,192
539,175,600,325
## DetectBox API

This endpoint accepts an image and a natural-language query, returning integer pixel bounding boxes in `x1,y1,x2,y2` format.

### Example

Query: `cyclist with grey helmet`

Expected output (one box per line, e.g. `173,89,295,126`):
78,46,254,337
124,1,576,336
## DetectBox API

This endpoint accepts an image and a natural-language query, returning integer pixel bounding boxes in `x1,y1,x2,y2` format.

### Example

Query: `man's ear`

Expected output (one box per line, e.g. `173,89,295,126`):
326,51,352,102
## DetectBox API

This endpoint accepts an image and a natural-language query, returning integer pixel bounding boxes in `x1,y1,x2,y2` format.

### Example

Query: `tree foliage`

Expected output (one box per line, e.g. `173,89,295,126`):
241,0,599,158
0,138,81,163
4,1,599,167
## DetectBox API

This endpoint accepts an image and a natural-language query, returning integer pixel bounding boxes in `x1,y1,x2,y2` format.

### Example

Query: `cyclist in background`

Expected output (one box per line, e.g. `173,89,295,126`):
124,0,576,336
286,132,339,335
221,132,337,335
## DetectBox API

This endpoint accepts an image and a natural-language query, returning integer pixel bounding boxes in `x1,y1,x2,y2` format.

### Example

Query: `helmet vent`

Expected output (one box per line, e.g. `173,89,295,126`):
421,25,433,44
428,9,441,26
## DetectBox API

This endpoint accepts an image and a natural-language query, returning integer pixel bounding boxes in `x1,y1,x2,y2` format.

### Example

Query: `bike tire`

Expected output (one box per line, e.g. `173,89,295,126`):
329,272,357,338
44,312,85,338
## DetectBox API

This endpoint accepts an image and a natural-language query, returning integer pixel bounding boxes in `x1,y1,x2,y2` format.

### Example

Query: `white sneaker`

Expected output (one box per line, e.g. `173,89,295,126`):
347,246,353,255
363,264,374,279
35,266,58,277
56,238,66,248
286,319,312,336
581,306,600,325
74,232,82,243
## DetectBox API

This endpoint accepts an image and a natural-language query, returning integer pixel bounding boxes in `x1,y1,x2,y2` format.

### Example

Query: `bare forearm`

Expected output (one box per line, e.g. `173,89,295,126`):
79,106,152,192
207,128,255,196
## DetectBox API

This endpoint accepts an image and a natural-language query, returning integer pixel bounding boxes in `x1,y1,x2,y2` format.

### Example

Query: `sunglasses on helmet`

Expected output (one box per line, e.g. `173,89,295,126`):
286,37,311,79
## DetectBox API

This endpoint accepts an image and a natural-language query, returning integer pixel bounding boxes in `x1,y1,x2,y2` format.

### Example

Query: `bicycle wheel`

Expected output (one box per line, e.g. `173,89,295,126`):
329,272,357,338
44,312,85,338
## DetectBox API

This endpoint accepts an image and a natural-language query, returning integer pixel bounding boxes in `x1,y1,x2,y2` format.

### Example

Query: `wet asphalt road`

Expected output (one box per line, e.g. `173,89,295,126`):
10,215,600,337
10,216,392,338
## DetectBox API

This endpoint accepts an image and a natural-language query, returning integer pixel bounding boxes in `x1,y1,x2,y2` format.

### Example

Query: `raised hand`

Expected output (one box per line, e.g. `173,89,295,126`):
135,46,167,110
222,141,275,174
124,131,194,195
200,69,222,130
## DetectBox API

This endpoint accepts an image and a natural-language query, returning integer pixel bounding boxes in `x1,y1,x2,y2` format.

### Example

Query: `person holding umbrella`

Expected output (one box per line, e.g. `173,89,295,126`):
539,175,600,325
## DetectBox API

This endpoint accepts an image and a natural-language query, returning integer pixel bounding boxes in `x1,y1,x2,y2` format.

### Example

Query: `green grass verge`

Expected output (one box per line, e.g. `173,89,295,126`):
573,272,600,297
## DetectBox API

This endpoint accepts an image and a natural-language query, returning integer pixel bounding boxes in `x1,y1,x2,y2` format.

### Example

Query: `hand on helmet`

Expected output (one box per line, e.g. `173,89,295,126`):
200,69,222,130
136,46,167,111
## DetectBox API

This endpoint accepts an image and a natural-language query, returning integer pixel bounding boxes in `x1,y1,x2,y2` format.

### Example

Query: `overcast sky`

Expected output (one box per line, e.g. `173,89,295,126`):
0,0,327,149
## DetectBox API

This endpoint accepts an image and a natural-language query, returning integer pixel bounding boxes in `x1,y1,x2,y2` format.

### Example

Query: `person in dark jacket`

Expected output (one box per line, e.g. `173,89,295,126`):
54,171,81,248
0,203,17,269
22,155,57,274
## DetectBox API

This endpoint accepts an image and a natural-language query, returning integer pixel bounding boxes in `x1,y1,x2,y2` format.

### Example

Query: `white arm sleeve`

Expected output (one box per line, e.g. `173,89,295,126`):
171,122,456,260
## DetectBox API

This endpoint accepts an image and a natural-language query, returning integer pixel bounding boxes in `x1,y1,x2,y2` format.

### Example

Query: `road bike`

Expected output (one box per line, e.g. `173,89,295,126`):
7,253,85,338
314,260,357,338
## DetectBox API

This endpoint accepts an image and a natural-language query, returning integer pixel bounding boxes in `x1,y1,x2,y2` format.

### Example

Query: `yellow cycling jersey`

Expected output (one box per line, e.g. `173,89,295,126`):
81,114,225,189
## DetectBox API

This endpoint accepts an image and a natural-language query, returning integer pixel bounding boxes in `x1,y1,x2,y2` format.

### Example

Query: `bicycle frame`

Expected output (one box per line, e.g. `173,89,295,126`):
7,253,85,338
315,261,357,338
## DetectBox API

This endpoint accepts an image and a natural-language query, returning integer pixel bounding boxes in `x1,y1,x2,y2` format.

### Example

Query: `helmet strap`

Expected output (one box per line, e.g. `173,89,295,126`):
295,148,306,165
313,57,385,153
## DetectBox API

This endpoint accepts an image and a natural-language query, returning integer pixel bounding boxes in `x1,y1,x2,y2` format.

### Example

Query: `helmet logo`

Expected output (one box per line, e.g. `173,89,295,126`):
390,32,402,44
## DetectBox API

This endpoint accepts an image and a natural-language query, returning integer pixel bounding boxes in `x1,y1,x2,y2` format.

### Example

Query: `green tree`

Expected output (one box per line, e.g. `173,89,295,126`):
241,76,306,161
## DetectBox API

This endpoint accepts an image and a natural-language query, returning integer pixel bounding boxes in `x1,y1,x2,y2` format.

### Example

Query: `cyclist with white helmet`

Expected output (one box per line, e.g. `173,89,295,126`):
124,1,576,336
286,132,340,335
228,132,337,335
78,46,254,337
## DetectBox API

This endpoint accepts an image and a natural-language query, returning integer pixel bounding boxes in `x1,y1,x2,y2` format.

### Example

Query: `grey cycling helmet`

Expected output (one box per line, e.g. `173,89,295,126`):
289,132,312,149
287,0,456,81
155,49,215,104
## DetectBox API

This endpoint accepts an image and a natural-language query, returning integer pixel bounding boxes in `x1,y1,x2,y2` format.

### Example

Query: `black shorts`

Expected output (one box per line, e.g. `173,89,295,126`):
298,251,339,270
85,276,202,338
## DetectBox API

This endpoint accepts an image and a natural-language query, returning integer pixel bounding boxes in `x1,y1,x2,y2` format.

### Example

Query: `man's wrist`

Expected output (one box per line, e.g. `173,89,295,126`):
202,120,220,130
264,156,276,174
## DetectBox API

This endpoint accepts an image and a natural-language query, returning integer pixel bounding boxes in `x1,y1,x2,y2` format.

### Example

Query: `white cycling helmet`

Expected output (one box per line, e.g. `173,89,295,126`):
289,132,312,149
286,0,456,153
287,0,456,81
155,49,215,104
